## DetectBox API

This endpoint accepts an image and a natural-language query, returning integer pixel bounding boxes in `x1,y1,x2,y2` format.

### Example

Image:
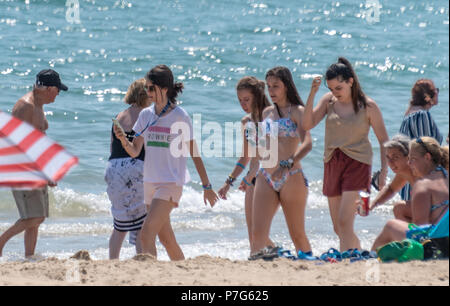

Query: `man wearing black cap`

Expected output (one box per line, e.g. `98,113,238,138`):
0,69,68,258
11,69,68,132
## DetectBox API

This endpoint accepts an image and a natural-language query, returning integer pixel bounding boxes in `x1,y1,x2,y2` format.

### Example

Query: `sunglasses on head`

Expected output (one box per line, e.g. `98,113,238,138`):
416,137,432,155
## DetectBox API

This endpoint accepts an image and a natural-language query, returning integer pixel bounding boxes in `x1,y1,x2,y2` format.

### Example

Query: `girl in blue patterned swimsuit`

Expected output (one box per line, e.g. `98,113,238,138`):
250,67,314,259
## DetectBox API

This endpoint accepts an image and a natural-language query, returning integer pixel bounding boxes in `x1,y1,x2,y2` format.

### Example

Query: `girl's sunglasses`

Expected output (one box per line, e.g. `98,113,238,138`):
145,85,156,92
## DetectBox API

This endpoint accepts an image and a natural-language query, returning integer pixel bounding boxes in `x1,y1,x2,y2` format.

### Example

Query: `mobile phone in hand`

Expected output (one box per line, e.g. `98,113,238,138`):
112,118,125,134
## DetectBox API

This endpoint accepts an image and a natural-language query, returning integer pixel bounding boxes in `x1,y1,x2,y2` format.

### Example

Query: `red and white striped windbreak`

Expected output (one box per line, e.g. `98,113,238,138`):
0,111,78,189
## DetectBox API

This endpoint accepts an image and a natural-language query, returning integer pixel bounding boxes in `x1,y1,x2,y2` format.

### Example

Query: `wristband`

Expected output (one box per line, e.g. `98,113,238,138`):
202,183,212,190
236,162,246,170
226,175,236,186
242,177,252,186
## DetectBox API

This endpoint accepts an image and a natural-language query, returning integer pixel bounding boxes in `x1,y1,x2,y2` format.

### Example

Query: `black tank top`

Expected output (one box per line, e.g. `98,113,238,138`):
108,125,145,161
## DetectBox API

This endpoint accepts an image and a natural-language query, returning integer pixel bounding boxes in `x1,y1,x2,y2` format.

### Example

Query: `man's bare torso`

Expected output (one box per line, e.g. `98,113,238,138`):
12,92,48,133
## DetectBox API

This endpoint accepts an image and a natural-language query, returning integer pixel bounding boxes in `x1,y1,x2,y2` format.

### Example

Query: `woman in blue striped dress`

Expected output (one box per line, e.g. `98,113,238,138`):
396,79,442,216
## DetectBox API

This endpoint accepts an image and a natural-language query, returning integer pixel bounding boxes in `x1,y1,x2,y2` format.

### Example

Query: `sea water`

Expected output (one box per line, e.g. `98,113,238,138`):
0,0,448,261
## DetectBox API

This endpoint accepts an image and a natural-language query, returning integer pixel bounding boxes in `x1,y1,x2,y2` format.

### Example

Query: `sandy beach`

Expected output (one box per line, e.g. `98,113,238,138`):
0,251,448,286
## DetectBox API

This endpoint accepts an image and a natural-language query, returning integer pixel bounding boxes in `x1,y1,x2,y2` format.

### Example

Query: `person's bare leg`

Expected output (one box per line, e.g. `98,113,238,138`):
251,175,280,254
24,225,41,258
245,186,275,253
109,229,127,259
158,220,184,261
372,219,409,251
135,230,143,255
140,199,174,258
327,196,342,249
0,221,24,257
245,186,255,252
279,172,311,253
338,191,361,251
393,201,412,222
0,217,44,257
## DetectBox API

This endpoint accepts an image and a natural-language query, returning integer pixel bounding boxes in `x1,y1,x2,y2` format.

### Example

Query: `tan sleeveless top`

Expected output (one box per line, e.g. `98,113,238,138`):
324,101,372,165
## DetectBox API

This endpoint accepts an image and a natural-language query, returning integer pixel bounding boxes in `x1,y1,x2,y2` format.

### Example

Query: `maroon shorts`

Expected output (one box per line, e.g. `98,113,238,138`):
323,149,371,197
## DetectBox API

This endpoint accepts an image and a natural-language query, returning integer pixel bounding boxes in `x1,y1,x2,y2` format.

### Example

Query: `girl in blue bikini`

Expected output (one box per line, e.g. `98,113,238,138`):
250,67,313,258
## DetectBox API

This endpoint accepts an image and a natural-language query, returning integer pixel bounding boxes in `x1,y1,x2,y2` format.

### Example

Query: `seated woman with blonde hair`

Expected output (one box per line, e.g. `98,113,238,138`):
360,134,416,221
371,136,448,251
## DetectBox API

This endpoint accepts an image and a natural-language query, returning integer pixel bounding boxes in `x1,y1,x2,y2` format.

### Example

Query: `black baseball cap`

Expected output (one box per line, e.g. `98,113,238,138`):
36,69,68,91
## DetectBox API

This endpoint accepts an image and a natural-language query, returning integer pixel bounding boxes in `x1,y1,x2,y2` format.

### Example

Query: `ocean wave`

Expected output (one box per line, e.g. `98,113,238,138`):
1,180,396,219
0,188,112,217
0,221,112,237
50,188,111,217
173,215,236,231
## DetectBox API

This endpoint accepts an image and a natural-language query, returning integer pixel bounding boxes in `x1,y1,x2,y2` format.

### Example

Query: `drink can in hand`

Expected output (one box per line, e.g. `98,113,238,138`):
358,191,370,217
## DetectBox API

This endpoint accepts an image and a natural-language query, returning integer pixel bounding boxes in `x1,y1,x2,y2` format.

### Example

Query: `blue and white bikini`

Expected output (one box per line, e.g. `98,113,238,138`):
257,105,308,192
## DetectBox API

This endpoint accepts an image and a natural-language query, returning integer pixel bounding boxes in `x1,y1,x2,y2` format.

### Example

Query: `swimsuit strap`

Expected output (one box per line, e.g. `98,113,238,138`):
274,103,282,118
429,166,449,212
431,199,449,211
274,103,292,119
432,203,449,225
429,166,449,213
435,166,448,179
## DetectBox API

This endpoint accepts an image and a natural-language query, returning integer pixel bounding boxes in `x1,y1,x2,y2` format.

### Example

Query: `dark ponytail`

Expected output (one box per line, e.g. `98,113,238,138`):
172,81,184,102
325,57,367,113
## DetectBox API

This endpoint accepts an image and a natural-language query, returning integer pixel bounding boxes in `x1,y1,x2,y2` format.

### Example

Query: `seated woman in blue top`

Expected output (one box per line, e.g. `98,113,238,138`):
398,79,442,206
371,137,449,251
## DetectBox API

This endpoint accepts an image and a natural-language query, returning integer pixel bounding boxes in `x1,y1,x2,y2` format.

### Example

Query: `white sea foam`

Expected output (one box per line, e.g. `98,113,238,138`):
51,188,111,217
175,186,245,215
173,215,236,231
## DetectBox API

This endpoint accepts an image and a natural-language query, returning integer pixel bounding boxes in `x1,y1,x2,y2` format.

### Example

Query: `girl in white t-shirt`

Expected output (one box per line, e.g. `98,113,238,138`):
114,65,218,260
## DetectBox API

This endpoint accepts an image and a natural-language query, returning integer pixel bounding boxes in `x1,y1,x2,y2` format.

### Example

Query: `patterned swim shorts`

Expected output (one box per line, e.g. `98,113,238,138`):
105,158,147,244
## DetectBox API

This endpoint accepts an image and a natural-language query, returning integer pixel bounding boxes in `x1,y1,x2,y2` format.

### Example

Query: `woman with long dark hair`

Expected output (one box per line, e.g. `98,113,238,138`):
303,57,389,252
250,66,313,259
